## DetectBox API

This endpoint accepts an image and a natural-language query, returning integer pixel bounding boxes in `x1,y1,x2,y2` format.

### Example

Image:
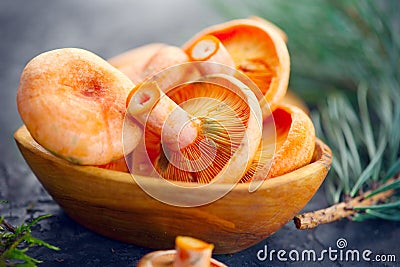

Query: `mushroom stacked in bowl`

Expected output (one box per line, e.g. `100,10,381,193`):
15,17,331,253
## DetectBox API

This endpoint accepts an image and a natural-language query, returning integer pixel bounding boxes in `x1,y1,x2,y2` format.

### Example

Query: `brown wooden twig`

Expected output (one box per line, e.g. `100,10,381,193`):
1,219,15,233
294,179,397,230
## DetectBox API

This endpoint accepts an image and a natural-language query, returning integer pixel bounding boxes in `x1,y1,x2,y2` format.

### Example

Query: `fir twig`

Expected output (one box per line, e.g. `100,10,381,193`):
294,83,400,228
214,0,400,227
294,176,399,229
0,203,59,267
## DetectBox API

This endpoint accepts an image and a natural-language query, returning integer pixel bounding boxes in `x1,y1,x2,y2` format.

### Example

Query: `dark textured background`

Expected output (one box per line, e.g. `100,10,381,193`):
1,1,399,266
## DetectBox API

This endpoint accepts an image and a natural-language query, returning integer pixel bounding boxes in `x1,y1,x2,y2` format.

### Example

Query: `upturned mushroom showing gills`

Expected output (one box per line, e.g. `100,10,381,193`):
241,104,315,183
126,67,264,184
182,18,290,111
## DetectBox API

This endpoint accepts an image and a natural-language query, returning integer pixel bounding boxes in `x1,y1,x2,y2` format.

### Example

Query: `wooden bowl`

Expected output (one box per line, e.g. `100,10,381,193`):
14,125,331,254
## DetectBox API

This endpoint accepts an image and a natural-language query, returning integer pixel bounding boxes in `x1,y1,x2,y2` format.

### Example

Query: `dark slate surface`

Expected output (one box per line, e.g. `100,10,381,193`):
1,1,399,266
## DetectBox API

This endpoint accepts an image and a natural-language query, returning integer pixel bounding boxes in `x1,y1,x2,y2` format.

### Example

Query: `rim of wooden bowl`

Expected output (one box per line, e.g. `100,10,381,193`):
14,125,331,191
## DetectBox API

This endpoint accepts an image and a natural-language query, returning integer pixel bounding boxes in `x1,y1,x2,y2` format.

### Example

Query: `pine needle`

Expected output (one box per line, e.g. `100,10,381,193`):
214,0,400,225
1,203,59,267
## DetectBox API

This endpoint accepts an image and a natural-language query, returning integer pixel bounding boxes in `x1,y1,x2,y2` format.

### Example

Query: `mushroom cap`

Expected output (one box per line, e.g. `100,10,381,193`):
17,48,142,165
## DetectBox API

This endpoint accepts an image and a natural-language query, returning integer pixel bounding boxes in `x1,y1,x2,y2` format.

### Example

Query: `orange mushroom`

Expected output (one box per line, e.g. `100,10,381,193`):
126,72,263,184
109,43,189,84
183,18,290,111
185,34,235,75
17,48,142,166
136,236,226,267
241,103,315,183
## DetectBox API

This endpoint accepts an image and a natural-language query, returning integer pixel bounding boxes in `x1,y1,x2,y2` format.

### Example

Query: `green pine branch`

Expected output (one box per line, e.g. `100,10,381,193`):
0,201,59,267
213,0,400,226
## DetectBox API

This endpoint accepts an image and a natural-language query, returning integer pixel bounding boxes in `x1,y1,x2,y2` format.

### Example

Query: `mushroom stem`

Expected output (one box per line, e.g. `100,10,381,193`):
174,236,214,267
127,81,199,151
187,35,232,63
187,35,235,75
